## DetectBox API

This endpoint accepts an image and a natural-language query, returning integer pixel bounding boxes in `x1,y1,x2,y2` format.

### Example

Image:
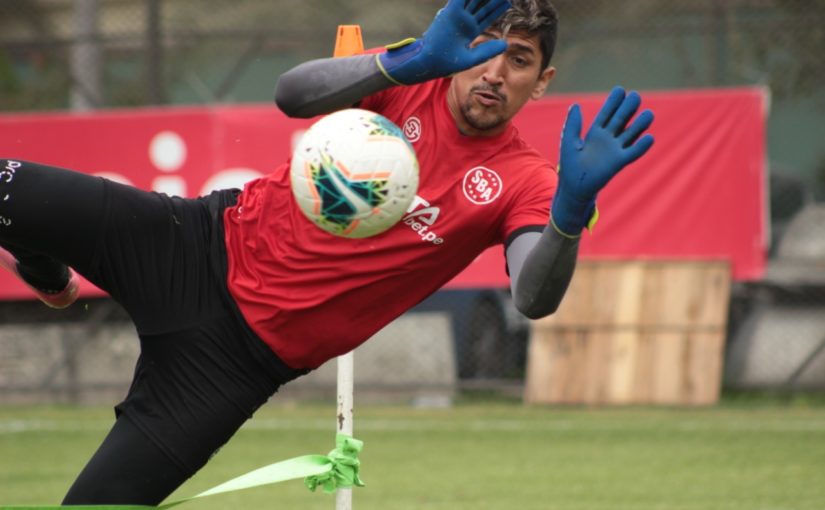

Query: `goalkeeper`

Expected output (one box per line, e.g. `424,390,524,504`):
275,0,653,324
0,0,653,505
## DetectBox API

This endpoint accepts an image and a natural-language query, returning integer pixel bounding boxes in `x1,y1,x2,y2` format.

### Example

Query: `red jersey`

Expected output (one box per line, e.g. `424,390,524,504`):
223,78,557,369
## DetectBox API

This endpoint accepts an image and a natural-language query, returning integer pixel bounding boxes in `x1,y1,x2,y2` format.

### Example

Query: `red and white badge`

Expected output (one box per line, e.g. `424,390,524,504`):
403,116,422,143
462,167,503,205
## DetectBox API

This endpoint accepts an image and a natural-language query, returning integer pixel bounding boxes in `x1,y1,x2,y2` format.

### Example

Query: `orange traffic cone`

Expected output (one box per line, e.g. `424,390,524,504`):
334,25,364,57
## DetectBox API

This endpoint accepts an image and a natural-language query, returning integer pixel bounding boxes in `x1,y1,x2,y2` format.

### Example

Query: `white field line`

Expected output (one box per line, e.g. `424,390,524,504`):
245,417,825,433
1,417,825,435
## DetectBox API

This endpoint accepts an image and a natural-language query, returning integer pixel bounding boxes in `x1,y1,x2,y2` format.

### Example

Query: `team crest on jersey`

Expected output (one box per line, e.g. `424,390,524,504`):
462,167,503,205
403,116,422,143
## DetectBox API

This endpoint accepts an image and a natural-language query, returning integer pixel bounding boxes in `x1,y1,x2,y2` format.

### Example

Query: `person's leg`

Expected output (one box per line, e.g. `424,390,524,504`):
62,414,189,506
0,159,104,269
0,169,301,502
64,317,290,505
0,161,222,502
0,159,104,306
0,158,205,314
58,190,289,503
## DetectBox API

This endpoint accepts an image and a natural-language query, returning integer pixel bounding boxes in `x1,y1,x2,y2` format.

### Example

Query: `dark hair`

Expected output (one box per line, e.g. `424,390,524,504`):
489,0,558,71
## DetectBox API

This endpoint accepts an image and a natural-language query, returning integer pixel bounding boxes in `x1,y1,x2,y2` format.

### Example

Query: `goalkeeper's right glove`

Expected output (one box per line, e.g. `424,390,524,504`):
377,0,512,86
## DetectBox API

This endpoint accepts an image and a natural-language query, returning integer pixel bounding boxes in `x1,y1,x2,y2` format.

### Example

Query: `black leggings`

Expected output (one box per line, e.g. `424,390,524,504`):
0,160,305,505
63,415,186,505
0,159,102,277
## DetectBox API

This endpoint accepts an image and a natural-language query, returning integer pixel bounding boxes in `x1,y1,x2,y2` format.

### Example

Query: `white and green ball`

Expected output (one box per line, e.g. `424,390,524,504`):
290,108,420,239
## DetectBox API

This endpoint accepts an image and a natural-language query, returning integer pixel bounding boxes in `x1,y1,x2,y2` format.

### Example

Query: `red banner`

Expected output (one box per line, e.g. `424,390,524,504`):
0,88,767,300
457,87,769,287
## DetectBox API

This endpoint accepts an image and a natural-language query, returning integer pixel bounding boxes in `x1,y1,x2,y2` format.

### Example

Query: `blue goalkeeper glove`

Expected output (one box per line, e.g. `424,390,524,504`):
550,86,655,238
377,0,512,85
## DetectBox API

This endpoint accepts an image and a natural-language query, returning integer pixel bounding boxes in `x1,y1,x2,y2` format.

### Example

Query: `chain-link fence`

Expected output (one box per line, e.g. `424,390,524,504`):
2,1,824,180
1,0,825,400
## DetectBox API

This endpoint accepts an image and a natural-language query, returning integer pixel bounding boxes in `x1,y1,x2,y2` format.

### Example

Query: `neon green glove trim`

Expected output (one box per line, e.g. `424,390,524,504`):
375,54,405,86
385,37,417,51
550,205,599,240
377,37,420,85
587,205,600,232
550,217,582,240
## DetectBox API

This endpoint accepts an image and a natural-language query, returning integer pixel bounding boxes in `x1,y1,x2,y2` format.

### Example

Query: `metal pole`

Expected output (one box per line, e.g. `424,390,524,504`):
146,0,164,104
335,351,354,510
70,0,101,110
711,0,729,87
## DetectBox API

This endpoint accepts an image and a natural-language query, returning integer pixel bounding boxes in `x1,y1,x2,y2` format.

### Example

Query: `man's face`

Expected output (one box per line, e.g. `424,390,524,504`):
447,30,555,137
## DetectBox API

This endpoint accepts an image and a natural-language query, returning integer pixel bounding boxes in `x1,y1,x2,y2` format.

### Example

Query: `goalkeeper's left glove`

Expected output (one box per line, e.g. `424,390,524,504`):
377,0,512,86
550,86,655,238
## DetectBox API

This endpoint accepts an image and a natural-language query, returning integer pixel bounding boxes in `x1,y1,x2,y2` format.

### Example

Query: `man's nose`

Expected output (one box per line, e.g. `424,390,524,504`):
481,54,506,85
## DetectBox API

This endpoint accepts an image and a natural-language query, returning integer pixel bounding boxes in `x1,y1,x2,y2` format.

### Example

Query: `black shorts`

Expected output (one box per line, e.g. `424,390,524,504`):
0,160,307,474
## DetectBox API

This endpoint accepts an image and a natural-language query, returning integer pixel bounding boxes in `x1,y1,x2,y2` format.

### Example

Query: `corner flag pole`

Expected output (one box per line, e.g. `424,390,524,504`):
335,351,354,510
333,25,364,510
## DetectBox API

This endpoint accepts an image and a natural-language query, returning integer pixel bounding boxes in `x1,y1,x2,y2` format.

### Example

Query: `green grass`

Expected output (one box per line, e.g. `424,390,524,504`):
1,400,825,509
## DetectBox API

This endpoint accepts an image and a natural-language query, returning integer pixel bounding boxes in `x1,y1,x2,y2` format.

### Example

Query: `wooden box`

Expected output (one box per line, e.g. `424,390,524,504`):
524,260,731,406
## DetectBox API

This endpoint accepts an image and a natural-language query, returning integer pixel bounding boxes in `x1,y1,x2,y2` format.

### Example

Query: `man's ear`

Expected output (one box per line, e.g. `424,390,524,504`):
531,66,556,100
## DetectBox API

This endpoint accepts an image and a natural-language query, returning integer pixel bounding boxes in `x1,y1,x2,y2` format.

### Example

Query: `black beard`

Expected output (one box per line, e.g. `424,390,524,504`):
460,86,508,132
460,100,506,132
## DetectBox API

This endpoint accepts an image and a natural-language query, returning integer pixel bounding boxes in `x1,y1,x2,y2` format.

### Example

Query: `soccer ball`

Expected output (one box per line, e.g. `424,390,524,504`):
290,108,420,238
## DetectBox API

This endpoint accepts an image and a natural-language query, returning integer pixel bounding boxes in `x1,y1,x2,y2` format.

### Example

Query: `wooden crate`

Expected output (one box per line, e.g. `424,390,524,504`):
524,260,731,406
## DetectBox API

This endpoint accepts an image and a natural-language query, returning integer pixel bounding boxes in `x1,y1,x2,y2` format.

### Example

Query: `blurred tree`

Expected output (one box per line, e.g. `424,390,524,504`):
0,0,50,36
0,0,67,111
728,0,825,101
0,51,22,97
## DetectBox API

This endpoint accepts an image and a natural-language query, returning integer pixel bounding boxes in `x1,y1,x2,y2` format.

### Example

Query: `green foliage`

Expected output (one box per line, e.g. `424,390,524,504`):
740,0,825,100
0,51,21,96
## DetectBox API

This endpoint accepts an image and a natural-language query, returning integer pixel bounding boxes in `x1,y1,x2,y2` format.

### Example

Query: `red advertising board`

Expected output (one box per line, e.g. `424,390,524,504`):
0,87,767,300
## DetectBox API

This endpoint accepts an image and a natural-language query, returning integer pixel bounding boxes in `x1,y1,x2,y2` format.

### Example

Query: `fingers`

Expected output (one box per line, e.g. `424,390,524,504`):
607,90,641,135
465,0,489,12
593,86,626,129
476,0,512,27
619,109,654,148
467,39,508,67
561,104,583,150
622,134,655,166
596,87,655,164
467,0,508,15
612,91,654,165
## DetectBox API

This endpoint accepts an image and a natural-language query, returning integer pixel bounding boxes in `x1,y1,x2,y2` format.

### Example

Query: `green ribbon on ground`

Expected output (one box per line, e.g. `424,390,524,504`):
1,434,364,510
